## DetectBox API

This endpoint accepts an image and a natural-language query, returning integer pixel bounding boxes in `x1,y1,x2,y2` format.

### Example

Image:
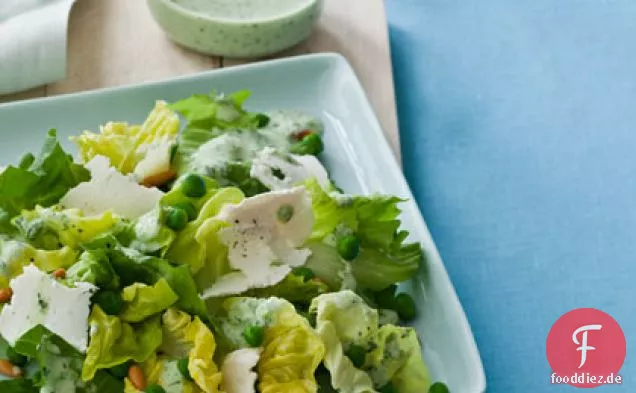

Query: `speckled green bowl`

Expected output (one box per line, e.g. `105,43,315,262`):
147,0,323,59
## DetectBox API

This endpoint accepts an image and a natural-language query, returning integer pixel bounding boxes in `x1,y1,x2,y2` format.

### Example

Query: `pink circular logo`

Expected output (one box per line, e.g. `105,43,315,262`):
546,308,626,388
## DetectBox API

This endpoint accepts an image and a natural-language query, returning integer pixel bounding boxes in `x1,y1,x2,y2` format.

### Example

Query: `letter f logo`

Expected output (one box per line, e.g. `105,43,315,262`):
572,324,602,368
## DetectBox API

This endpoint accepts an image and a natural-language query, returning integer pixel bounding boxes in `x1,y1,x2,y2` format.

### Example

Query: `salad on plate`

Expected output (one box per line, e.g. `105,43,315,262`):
0,91,447,393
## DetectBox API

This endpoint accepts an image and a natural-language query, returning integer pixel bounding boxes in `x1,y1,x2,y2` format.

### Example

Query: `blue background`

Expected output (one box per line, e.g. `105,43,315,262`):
386,0,635,391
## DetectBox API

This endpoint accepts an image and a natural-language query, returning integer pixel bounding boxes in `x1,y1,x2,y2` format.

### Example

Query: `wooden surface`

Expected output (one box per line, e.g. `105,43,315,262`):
0,0,401,160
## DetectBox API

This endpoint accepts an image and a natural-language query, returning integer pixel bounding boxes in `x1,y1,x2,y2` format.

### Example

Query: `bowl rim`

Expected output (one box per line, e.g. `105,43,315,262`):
147,0,322,26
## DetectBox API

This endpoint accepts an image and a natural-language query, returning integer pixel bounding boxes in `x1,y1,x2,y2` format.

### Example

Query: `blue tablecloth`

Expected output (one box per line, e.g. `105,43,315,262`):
386,1,635,391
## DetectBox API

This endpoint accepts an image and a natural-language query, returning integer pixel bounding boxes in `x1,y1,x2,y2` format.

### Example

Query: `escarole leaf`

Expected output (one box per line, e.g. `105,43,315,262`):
84,235,208,321
304,179,422,291
82,306,162,381
0,129,89,233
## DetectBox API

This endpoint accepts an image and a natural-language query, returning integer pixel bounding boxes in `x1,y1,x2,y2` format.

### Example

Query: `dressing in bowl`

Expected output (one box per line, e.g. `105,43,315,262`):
147,0,323,58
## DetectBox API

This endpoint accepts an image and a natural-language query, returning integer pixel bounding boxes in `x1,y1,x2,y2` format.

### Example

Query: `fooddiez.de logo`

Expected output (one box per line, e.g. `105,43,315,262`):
546,308,626,388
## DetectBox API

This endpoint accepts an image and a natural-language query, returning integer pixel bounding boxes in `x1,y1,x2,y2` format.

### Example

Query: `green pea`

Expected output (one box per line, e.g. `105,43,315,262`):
379,382,397,393
181,174,207,198
337,235,360,261
429,382,450,393
166,207,188,230
375,284,398,309
243,325,265,347
108,361,131,379
173,201,197,221
255,113,270,128
277,204,295,223
290,133,324,156
177,357,192,381
94,290,123,315
292,267,315,282
145,384,166,393
6,346,27,367
394,293,417,321
345,344,366,368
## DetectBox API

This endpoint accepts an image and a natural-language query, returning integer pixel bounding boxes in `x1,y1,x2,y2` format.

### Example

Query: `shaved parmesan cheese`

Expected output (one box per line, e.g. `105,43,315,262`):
201,266,291,298
200,187,313,298
222,348,262,393
0,264,96,352
250,147,330,190
61,156,163,219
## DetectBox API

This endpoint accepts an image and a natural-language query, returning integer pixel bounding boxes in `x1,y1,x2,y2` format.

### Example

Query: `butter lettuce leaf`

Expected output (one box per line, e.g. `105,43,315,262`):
304,179,422,291
310,291,431,392
0,239,76,288
72,100,180,178
161,308,223,393
119,278,179,323
82,306,162,381
309,291,378,393
363,326,417,388
0,129,89,233
167,187,244,276
66,249,120,290
84,235,208,321
124,354,202,393
217,297,325,393
258,299,325,393
159,307,193,358
384,329,432,393
13,206,119,251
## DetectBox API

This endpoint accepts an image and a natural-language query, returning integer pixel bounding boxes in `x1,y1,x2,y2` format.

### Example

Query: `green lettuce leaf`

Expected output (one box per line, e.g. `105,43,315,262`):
0,379,37,393
124,207,176,257
304,179,422,291
173,91,322,196
66,249,120,290
82,306,162,381
0,239,76,288
166,187,244,276
170,90,262,131
119,278,179,323
84,235,208,321
12,206,119,250
383,329,432,393
12,326,123,392
40,332,124,392
245,271,329,305
309,291,381,393
0,129,89,233
161,308,223,392
309,291,431,392
13,324,50,358
217,297,324,393
123,354,202,393
304,240,357,291
161,174,219,210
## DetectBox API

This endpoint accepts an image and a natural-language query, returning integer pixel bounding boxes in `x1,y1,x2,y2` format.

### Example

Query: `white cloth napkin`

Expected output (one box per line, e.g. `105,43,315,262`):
0,0,77,94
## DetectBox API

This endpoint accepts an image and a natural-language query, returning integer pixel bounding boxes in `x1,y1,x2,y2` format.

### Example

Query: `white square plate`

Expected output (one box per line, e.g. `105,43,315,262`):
0,53,486,392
